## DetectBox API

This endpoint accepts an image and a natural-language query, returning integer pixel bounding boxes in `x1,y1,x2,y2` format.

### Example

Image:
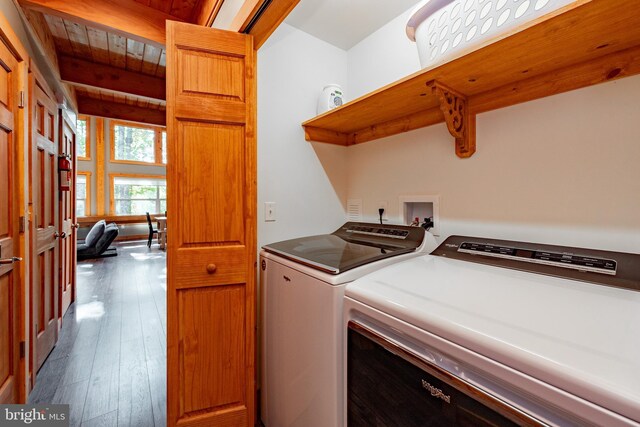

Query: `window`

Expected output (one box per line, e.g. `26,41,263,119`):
110,121,166,165
111,175,166,215
76,172,91,216
77,116,90,160
113,124,155,163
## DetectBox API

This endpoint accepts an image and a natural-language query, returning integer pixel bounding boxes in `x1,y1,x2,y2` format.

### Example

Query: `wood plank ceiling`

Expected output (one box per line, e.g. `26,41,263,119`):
18,0,222,125
17,0,300,125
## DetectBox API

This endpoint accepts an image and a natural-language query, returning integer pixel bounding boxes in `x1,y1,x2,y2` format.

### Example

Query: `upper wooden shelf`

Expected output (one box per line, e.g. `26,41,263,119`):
302,0,640,157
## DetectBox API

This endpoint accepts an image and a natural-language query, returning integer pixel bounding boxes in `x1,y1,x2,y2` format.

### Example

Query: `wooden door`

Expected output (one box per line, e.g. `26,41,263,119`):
29,69,58,372
0,32,23,404
166,21,257,427
58,112,75,319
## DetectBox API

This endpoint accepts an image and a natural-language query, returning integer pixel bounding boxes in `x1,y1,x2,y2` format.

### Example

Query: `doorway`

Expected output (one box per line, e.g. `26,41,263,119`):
28,241,167,426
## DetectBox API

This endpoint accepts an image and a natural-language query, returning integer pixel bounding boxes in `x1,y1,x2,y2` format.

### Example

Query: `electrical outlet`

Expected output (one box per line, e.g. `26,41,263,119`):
377,201,388,221
265,202,276,222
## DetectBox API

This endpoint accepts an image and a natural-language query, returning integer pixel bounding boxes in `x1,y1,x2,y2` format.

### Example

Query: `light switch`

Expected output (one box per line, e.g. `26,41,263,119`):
265,202,276,222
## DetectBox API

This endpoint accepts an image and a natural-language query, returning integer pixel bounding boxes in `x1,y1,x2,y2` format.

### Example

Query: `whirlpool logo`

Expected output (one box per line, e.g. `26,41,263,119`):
421,379,451,404
1,405,69,426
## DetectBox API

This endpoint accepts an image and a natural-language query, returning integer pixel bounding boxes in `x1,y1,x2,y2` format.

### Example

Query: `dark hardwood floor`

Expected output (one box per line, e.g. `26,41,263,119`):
29,241,167,427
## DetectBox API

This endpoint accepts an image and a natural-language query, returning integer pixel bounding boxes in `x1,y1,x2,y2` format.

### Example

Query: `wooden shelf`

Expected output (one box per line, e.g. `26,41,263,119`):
302,0,640,157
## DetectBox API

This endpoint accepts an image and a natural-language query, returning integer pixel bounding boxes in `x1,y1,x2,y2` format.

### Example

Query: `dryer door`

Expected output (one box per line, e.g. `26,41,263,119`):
347,322,545,427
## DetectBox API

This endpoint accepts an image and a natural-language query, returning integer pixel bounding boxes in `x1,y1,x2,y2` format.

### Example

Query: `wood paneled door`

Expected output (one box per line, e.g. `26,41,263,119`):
29,67,59,373
166,21,257,427
58,111,76,319
0,28,25,404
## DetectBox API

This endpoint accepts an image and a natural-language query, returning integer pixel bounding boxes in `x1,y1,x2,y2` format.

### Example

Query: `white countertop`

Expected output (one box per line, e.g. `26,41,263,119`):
345,255,640,423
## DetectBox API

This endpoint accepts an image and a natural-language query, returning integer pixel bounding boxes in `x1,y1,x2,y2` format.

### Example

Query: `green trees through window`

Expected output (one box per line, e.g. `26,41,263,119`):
162,131,167,164
77,118,88,158
111,122,167,165
113,176,166,215
114,124,156,163
76,174,87,216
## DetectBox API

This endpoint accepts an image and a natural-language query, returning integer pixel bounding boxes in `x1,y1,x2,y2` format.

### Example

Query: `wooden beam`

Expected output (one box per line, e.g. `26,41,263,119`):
18,0,180,47
95,117,105,215
59,55,166,101
191,0,224,26
78,97,166,126
243,0,300,49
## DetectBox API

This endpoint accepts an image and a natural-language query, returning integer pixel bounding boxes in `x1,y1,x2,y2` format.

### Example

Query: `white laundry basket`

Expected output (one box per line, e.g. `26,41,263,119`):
407,0,577,69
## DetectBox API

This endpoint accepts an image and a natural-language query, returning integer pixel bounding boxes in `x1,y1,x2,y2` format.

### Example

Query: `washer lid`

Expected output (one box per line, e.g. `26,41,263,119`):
346,255,640,423
263,222,427,274
263,234,414,274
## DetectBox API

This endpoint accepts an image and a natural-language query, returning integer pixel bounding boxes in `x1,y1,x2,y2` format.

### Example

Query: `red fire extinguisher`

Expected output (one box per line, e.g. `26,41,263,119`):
58,154,72,192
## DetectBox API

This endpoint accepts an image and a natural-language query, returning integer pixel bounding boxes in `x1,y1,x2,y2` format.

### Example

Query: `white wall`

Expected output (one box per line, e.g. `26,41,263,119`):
347,7,419,100
258,7,640,254
257,23,349,248
345,9,640,253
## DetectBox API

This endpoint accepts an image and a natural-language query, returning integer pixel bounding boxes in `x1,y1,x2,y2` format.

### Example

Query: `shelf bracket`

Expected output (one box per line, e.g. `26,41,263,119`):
427,80,476,158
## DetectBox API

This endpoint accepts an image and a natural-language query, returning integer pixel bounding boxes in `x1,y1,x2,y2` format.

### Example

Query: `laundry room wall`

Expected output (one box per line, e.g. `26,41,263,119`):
257,23,349,248
344,9,640,253
347,7,419,100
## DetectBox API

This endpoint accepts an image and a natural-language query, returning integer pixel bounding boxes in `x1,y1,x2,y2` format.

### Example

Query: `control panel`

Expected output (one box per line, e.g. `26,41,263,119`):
458,242,617,275
346,225,410,240
431,235,640,292
334,222,426,251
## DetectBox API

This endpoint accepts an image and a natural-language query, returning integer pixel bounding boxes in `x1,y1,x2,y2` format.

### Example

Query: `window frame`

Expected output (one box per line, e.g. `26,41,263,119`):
76,171,91,217
109,120,167,166
161,130,167,164
77,115,91,161
109,173,167,216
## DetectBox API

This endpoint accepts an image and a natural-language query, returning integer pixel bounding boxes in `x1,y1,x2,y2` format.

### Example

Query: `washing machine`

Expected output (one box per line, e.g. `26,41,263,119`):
260,222,437,427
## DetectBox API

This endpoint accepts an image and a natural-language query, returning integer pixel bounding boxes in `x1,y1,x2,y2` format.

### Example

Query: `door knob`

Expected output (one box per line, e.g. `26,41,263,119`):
54,231,66,239
0,257,22,265
72,223,80,229
206,264,217,274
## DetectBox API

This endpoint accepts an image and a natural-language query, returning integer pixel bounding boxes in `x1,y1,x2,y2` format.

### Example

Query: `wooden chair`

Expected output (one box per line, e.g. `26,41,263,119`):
146,212,158,248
